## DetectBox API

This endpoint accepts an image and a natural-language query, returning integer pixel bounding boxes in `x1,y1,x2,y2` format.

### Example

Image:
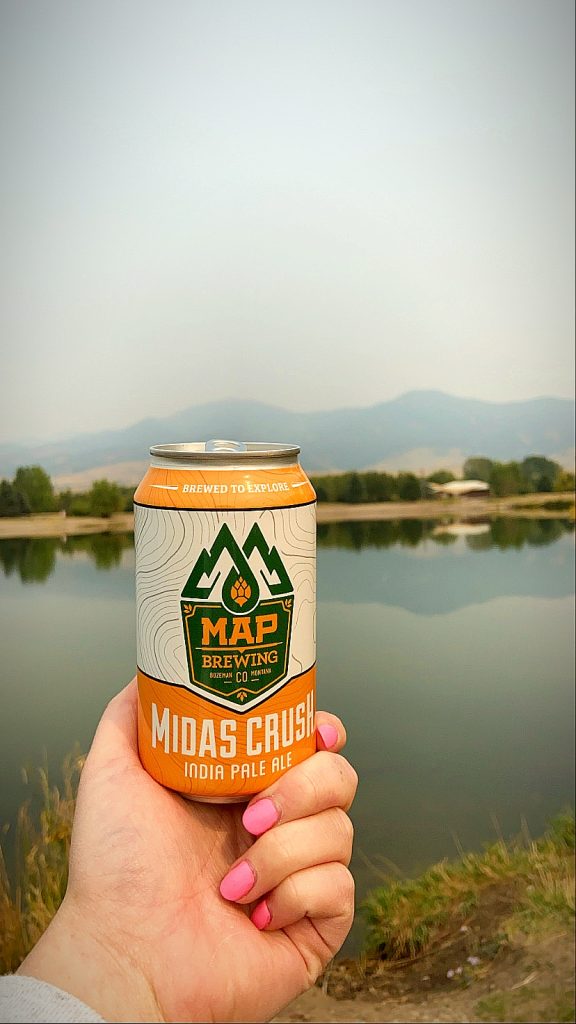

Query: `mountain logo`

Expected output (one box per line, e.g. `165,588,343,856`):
180,523,294,711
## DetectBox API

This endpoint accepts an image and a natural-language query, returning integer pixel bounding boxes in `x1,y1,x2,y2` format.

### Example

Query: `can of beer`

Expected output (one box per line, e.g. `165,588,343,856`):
134,439,316,801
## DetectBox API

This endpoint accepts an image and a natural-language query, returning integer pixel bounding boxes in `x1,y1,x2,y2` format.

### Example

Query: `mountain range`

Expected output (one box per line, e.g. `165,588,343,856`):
1,391,573,488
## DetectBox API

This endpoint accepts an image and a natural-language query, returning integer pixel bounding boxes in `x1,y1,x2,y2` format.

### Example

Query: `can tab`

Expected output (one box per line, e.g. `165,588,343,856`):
205,439,247,453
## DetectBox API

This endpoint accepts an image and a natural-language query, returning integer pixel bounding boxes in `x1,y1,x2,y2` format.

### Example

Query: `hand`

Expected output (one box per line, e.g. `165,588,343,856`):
18,680,358,1022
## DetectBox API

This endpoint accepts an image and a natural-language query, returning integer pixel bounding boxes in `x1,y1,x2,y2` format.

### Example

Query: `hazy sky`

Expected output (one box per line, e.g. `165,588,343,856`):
1,0,574,442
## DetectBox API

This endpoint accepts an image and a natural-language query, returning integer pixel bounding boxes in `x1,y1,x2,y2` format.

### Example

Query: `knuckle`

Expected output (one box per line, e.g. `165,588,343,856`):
283,871,302,908
331,753,359,799
333,864,355,905
340,754,359,792
347,761,359,793
263,824,297,872
330,807,354,856
297,758,324,807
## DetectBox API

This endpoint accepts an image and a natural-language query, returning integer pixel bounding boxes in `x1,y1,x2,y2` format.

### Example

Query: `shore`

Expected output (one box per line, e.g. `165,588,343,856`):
0,492,573,540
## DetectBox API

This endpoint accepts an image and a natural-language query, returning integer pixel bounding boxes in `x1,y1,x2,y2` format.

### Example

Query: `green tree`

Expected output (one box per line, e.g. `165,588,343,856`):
520,456,560,493
362,472,396,501
397,473,421,501
0,480,30,517
341,472,366,503
489,461,523,497
427,469,456,484
88,480,124,518
463,457,493,482
13,466,55,512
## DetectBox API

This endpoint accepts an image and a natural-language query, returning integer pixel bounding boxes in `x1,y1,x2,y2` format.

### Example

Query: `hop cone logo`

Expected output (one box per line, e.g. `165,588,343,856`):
230,577,251,607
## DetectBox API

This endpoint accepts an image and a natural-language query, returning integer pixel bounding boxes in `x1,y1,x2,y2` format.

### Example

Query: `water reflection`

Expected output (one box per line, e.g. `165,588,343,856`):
0,518,573,586
0,533,134,583
317,516,574,551
317,517,575,614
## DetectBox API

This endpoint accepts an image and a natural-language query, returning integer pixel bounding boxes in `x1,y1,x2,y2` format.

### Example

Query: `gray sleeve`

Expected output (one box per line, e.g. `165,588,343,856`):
0,975,105,1023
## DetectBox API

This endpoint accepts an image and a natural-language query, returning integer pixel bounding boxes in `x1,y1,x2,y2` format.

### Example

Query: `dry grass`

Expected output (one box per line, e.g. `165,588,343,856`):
0,752,83,973
363,812,575,961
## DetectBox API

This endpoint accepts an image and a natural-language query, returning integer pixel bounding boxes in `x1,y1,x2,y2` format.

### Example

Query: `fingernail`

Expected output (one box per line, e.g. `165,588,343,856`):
318,723,338,750
242,798,280,836
251,899,271,930
220,860,255,901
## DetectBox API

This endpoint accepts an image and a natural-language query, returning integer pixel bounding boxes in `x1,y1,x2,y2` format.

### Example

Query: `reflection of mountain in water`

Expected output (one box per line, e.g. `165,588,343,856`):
0,533,134,584
317,518,575,614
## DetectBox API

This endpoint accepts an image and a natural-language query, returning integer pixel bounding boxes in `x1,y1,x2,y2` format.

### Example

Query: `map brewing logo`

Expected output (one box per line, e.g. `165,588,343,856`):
180,524,294,711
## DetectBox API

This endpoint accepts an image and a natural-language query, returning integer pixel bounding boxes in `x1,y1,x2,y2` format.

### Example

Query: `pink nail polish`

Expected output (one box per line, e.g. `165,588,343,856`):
318,723,338,750
220,860,255,901
251,899,271,930
242,798,279,836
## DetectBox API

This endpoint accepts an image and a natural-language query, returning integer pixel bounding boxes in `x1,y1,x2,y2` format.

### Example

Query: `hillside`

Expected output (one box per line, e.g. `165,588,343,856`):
0,391,573,486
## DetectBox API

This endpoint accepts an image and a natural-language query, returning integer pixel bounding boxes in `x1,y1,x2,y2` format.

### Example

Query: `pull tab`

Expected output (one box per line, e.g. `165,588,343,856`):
205,438,247,453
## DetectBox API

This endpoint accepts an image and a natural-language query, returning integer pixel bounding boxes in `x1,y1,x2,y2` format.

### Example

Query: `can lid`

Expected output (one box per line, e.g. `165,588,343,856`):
149,440,300,461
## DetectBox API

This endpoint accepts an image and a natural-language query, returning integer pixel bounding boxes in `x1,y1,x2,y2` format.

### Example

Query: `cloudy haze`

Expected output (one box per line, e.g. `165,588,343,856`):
1,0,574,443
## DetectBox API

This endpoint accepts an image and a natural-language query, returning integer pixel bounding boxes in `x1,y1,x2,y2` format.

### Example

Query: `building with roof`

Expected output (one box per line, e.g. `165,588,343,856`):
428,479,490,499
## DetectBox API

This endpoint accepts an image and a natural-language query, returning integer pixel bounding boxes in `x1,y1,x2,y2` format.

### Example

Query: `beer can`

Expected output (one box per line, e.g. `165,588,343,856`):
134,439,316,801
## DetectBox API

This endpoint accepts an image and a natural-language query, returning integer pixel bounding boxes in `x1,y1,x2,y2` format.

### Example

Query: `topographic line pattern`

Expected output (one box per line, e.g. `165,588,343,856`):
135,504,316,690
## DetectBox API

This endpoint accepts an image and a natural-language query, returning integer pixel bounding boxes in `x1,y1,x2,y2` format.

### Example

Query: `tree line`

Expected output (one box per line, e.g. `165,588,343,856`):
0,455,574,517
0,466,133,518
311,455,574,504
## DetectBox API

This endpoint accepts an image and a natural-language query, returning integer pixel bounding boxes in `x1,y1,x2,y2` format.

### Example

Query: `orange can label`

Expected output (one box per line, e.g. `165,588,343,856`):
134,463,316,800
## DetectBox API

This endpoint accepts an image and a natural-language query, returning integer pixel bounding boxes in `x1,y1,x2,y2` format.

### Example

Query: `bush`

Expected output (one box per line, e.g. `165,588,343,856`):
88,480,124,518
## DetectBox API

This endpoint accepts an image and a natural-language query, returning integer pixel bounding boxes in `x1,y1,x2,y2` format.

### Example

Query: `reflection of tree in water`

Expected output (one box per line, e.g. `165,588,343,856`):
0,538,57,583
317,519,440,550
467,518,574,551
62,533,134,569
432,530,459,546
1,520,572,582
317,517,574,552
0,533,134,583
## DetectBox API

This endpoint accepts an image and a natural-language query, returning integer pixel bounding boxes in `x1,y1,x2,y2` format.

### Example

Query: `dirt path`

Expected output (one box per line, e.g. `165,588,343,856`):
0,493,573,539
274,930,575,1023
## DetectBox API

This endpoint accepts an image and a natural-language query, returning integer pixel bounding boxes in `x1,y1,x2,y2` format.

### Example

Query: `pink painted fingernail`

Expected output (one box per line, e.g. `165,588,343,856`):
242,798,280,836
318,723,338,750
251,899,271,930
220,861,255,901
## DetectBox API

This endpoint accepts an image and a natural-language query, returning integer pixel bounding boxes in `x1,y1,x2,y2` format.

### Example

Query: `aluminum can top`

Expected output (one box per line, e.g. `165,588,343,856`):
150,439,300,463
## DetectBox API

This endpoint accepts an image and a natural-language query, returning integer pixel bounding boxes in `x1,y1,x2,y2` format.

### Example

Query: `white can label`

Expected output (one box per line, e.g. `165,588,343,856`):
135,503,316,714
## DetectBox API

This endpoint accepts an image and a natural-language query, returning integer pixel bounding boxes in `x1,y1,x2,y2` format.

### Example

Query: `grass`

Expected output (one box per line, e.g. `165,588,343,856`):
0,752,83,973
363,811,575,961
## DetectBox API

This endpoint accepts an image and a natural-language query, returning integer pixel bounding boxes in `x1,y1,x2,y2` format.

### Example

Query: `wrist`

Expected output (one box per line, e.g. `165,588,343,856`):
17,895,163,1023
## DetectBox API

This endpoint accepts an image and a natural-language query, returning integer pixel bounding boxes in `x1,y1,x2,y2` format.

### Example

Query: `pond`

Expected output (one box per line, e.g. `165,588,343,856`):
0,518,574,950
